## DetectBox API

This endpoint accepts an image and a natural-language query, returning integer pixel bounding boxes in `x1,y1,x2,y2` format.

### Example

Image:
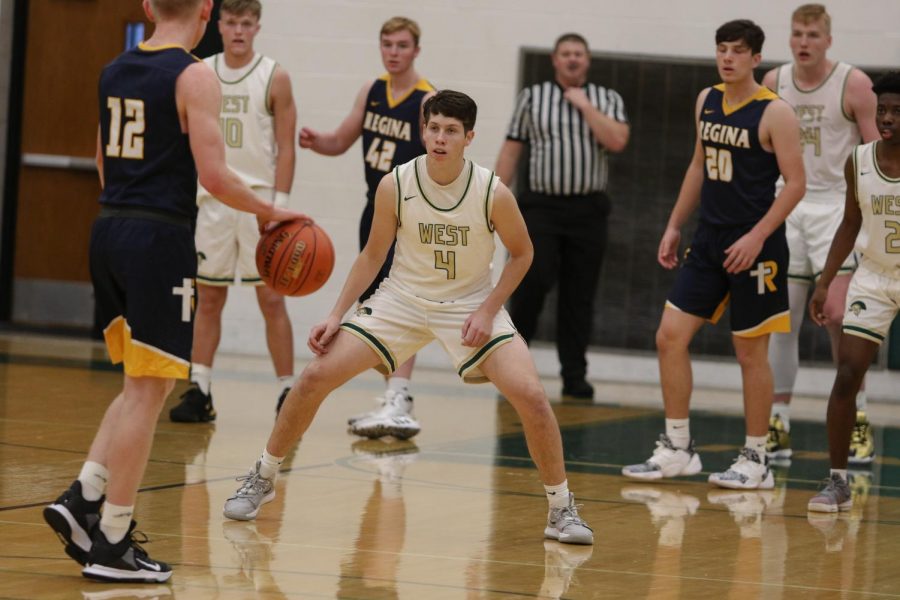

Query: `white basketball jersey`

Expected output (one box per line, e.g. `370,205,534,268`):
775,62,861,196
198,53,277,194
387,156,499,301
853,142,900,271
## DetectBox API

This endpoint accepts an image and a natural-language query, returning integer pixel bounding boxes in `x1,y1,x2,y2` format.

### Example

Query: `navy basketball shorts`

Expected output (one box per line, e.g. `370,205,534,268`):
666,222,790,337
90,214,197,378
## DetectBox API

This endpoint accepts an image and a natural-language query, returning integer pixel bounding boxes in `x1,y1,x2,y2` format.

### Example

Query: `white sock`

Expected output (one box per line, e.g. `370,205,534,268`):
78,461,108,501
771,402,791,432
259,449,284,480
745,435,767,461
191,364,212,395
100,502,133,544
278,375,295,391
665,418,690,449
387,377,410,396
545,480,570,510
856,391,867,413
830,468,848,482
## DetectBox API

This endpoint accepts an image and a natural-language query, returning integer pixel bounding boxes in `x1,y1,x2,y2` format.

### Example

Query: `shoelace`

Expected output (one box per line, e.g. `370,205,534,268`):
556,503,591,530
851,421,868,445
234,472,270,498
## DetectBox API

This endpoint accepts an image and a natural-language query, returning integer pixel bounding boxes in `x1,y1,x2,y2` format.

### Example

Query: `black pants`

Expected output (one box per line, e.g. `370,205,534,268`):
509,191,610,384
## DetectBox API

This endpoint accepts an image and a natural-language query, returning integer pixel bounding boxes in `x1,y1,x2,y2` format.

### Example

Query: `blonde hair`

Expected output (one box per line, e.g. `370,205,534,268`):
792,4,831,34
380,16,421,46
149,0,203,20
221,0,261,19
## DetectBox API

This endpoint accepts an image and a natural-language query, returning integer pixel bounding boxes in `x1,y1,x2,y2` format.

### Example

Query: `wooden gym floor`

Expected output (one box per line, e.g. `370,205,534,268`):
1,332,899,599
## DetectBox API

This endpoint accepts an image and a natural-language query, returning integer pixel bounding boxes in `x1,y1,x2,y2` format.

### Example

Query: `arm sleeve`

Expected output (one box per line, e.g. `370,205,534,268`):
505,87,532,141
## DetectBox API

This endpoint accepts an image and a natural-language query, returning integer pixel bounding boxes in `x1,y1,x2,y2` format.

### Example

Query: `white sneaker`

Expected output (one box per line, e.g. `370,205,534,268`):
349,390,420,439
708,448,774,490
347,391,390,426
622,434,703,480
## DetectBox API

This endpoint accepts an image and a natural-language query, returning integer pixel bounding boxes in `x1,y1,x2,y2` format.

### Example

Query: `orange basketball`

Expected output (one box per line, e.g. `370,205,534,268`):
256,219,334,296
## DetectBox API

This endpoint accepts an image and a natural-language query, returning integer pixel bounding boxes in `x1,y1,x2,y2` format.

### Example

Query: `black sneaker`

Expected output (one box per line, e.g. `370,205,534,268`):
562,380,594,401
43,480,103,565
169,383,216,423
275,387,290,415
82,522,172,583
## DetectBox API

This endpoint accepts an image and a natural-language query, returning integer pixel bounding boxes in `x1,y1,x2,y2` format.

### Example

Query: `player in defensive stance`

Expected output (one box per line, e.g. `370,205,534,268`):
807,72,900,512
224,90,593,545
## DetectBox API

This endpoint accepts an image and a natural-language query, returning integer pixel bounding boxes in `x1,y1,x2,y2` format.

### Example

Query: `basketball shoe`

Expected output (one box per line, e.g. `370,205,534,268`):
622,434,703,481
848,411,875,465
765,414,792,460
545,493,593,545
807,472,852,513
539,539,593,598
349,390,420,439
43,480,103,565
223,461,276,521
169,383,216,423
81,522,172,583
708,448,774,489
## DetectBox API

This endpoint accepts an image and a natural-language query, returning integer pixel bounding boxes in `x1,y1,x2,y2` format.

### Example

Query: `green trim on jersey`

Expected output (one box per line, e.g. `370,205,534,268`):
213,53,266,85
483,172,496,233
394,167,403,227
458,333,515,378
264,63,278,116
340,322,397,372
414,157,474,212
789,61,841,95
872,142,900,183
839,66,854,123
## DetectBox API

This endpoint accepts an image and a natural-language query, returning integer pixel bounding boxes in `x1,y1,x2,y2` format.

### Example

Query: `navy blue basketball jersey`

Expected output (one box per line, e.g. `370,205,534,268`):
361,74,435,203
98,44,199,220
698,85,781,227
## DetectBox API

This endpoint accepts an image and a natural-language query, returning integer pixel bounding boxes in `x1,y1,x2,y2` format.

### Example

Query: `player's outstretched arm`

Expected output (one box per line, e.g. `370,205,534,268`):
270,65,297,202
179,62,307,224
308,173,397,354
298,82,370,156
461,182,532,348
810,156,862,325
723,99,805,273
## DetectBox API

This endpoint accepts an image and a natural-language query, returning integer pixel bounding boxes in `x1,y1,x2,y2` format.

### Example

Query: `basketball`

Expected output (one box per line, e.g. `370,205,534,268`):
256,219,334,296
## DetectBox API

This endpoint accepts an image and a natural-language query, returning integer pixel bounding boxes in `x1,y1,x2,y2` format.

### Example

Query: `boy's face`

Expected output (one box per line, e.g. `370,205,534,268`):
876,92,900,143
789,18,832,68
716,39,760,84
380,29,419,76
219,10,261,58
422,113,473,161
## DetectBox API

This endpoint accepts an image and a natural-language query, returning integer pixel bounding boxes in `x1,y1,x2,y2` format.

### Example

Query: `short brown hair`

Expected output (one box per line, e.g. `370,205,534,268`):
149,0,203,20
792,3,831,34
553,33,589,54
221,0,261,20
380,16,421,46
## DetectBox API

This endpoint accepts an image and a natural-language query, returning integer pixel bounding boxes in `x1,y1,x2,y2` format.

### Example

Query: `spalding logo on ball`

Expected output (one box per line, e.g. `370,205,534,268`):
256,219,334,296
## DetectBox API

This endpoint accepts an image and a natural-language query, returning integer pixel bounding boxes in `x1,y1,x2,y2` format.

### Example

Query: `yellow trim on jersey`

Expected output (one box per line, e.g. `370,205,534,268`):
103,316,190,379
733,310,790,338
380,73,435,109
715,84,778,116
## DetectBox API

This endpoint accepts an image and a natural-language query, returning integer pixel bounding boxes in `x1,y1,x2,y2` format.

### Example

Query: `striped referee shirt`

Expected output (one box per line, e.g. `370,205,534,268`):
506,80,628,196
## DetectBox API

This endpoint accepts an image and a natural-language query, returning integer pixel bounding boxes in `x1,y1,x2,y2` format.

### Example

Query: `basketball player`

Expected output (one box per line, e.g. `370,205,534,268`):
807,72,900,512
42,0,305,582
169,0,299,423
223,90,593,546
622,20,805,489
298,16,435,439
763,3,878,464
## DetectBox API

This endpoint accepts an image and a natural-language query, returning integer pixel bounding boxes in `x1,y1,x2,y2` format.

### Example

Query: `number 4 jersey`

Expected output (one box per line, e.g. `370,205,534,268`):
361,74,435,204
99,44,199,220
698,84,781,228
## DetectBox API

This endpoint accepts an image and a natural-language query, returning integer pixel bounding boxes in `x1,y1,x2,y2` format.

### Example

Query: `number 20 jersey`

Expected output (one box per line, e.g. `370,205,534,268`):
98,44,199,220
698,84,781,227
361,74,435,204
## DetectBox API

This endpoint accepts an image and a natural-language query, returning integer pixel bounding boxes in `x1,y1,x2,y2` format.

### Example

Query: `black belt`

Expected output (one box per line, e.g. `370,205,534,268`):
98,205,192,229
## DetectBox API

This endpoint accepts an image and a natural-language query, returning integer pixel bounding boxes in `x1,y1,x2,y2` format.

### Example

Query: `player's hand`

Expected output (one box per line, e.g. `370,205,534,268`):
461,309,493,348
808,283,829,326
723,231,764,274
257,208,311,234
657,227,681,269
298,127,318,149
308,315,341,355
562,87,590,111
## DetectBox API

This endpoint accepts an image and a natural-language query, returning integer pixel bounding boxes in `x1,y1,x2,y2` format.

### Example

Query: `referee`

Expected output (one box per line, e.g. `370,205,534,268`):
495,32,629,400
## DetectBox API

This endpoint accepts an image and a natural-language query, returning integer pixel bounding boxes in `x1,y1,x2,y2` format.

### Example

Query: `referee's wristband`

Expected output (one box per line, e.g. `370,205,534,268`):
274,191,290,208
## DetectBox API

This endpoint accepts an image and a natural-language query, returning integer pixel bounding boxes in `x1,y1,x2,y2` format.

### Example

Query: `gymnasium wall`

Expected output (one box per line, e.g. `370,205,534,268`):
204,0,898,364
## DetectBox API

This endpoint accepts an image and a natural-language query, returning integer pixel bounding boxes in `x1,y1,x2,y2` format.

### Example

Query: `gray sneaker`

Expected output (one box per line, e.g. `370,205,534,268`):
808,473,853,513
223,462,275,521
544,493,593,545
